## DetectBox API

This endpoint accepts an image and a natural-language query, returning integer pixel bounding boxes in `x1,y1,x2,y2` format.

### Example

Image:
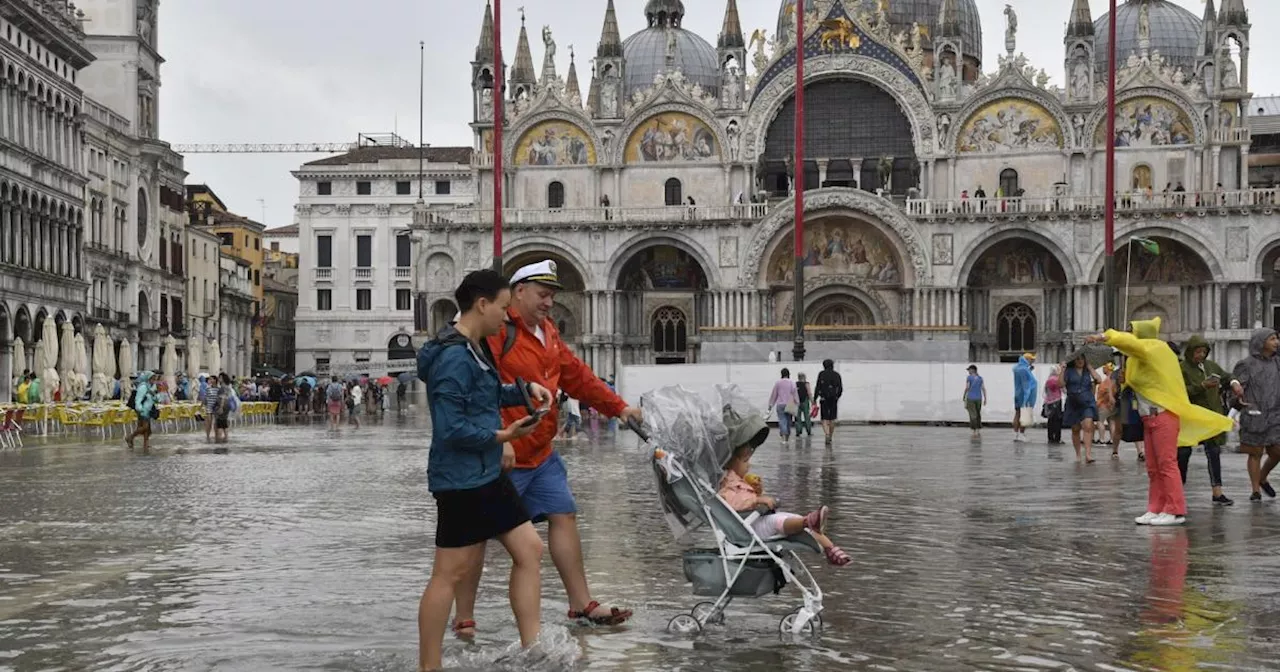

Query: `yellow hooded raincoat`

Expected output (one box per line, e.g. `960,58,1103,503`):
1104,317,1235,447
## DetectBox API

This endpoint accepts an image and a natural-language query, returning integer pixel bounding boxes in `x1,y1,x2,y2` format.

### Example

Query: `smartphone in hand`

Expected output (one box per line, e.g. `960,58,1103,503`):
520,409,549,427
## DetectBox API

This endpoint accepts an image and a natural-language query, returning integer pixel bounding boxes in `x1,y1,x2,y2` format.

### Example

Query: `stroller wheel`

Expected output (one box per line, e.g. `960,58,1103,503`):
667,613,702,635
692,601,725,625
779,608,821,638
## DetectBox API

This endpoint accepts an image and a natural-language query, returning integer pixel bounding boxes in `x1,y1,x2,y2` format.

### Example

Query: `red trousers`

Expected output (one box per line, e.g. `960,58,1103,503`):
1142,411,1185,516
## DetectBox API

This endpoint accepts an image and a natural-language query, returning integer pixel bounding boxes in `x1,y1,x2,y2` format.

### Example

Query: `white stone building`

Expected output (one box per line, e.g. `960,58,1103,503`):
292,139,474,374
402,0,1273,374
218,256,254,378
0,0,94,398
264,223,298,255
78,0,187,372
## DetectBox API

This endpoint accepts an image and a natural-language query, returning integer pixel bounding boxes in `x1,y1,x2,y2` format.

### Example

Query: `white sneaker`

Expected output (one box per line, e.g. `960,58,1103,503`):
1149,513,1186,526
1134,511,1158,525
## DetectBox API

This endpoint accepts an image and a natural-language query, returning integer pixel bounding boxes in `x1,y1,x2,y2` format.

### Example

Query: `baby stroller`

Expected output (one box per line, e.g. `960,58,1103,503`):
636,385,825,636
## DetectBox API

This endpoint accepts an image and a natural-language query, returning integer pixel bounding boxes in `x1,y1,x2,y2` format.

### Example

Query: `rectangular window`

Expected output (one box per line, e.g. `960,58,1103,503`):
218,232,234,247
396,234,411,267
396,288,412,311
253,269,260,285
315,357,330,372
254,238,260,250
435,180,451,195
354,351,371,364
317,289,332,311
317,181,332,195
356,181,372,195
396,181,412,195
356,288,372,311
356,235,372,267
317,235,332,268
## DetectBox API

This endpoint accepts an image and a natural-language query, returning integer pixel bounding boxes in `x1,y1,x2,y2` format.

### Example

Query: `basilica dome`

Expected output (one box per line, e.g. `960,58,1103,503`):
777,0,984,65
622,0,721,98
1093,0,1202,76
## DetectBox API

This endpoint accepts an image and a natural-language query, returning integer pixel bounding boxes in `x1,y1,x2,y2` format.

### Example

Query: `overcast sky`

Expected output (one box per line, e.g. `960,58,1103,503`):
156,0,1278,228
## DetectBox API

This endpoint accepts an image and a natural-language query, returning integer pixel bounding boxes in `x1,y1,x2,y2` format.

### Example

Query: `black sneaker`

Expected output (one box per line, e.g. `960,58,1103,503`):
1214,494,1234,506
1251,492,1263,502
1263,481,1276,498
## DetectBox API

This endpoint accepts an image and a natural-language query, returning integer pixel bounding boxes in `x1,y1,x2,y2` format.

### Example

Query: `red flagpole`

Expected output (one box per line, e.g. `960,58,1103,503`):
492,0,505,273
792,0,806,362
1102,0,1118,328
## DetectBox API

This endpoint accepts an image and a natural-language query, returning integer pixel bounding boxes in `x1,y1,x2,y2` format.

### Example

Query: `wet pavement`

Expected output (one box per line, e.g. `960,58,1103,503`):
1,416,1279,671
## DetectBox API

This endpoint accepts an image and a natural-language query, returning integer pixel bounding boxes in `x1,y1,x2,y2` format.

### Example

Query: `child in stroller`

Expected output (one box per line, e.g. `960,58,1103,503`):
720,437,851,566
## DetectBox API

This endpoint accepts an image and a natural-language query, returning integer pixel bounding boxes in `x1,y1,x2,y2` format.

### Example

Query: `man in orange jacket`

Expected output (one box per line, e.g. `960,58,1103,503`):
450,260,642,635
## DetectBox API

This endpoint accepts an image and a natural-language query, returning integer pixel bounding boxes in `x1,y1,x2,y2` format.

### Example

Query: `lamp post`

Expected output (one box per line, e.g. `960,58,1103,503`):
792,0,806,363
1102,0,1119,329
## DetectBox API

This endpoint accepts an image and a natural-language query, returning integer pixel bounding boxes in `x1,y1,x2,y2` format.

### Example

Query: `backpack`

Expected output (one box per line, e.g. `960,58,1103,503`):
326,383,343,401
499,322,518,360
215,389,229,417
129,386,143,412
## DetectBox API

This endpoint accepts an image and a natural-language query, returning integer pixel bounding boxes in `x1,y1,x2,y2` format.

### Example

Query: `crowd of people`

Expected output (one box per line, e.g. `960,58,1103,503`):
966,318,1276,526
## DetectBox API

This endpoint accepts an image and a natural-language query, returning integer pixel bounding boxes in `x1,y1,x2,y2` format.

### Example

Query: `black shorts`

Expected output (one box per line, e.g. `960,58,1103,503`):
819,399,839,421
433,474,530,548
215,415,229,429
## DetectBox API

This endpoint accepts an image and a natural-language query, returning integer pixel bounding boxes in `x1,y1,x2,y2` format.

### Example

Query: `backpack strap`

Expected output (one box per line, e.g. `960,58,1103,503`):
500,322,518,359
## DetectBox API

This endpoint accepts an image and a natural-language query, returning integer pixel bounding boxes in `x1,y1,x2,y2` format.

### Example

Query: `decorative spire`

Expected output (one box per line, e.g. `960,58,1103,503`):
1200,0,1218,56
936,0,960,39
565,47,581,104
1066,0,1094,38
718,0,744,49
1219,0,1248,27
510,10,537,88
597,0,623,59
475,0,494,62
587,64,601,114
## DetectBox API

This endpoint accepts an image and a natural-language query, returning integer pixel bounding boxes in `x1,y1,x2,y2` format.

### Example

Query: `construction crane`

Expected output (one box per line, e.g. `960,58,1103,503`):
173,133,417,154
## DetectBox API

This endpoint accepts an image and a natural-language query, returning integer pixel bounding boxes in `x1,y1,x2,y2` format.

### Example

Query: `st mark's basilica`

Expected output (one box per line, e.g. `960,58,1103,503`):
413,0,1272,371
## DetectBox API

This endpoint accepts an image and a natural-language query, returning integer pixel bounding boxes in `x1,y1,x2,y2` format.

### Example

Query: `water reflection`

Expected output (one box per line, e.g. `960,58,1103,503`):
0,423,1275,669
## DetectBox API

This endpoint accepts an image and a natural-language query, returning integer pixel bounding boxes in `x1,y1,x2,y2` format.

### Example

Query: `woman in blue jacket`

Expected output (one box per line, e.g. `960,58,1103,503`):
1012,353,1038,442
415,269,552,672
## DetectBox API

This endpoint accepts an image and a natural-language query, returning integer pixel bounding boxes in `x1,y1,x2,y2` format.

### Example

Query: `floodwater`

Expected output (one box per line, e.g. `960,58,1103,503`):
1,415,1279,671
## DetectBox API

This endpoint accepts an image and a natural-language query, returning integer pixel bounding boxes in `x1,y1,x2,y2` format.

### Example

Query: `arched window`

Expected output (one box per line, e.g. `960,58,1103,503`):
999,168,1019,197
664,178,683,206
996,303,1036,357
651,306,688,364
1132,164,1153,190
547,181,565,209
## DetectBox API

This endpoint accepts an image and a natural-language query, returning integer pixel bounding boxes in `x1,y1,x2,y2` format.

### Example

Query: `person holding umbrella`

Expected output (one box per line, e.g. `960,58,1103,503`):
1084,318,1234,526
1063,349,1105,463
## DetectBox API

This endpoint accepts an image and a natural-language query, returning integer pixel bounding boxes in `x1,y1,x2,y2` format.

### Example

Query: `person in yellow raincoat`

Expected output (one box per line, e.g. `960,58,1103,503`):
1084,317,1233,526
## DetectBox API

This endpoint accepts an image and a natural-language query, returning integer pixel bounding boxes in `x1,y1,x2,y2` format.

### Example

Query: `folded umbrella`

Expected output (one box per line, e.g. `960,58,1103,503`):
1065,343,1116,370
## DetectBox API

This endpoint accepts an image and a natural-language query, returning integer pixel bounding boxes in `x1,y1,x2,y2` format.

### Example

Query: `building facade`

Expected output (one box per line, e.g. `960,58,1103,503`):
264,223,298,255
0,0,94,399
78,0,187,372
218,256,254,377
186,225,221,360
292,139,474,374
187,184,267,366
398,0,1270,374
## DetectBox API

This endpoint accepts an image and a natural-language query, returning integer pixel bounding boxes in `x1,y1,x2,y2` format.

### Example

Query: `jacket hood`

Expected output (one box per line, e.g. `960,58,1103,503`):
1250,328,1277,358
1184,334,1211,357
137,371,153,383
417,326,475,380
1131,317,1161,340
1015,355,1032,370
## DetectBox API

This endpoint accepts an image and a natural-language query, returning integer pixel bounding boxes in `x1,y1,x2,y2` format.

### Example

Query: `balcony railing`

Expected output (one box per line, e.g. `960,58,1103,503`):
394,267,412,281
906,188,1280,218
314,268,333,282
423,203,769,227
92,306,111,320
1214,127,1252,144
353,267,373,281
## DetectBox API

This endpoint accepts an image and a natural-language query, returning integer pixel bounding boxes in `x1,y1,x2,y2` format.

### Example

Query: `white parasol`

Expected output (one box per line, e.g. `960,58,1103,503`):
91,324,114,401
11,337,23,380
71,332,89,401
186,333,202,381
118,339,134,402
206,340,222,377
162,335,178,393
57,322,75,401
40,319,59,403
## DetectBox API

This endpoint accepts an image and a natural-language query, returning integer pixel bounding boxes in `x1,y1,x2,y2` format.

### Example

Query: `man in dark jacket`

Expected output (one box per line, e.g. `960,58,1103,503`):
1231,328,1280,502
414,269,552,672
1179,334,1233,505
815,359,843,446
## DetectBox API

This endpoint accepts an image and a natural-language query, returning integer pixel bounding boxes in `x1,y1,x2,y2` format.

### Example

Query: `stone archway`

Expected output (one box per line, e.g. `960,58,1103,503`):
428,299,456,336
611,241,711,365
1096,236,1213,334
503,247,589,349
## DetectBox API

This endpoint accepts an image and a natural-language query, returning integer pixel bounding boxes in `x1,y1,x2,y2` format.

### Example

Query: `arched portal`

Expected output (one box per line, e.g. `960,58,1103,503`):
387,333,415,361
428,299,456,336
762,79,917,196
615,244,710,365
964,236,1069,363
1100,237,1212,332
807,294,874,327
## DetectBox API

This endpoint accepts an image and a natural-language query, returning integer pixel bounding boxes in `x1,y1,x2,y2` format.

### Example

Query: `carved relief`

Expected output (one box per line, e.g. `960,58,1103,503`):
1074,222,1092,255
1227,227,1248,262
719,236,739,268
463,242,480,270
932,234,953,266
424,252,456,293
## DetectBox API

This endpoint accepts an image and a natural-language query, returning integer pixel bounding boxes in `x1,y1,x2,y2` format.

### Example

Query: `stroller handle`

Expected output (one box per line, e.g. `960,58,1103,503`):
626,417,650,442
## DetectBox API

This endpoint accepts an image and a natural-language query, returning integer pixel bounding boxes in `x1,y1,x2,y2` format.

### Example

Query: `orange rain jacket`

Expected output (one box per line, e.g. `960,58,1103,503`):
487,308,627,469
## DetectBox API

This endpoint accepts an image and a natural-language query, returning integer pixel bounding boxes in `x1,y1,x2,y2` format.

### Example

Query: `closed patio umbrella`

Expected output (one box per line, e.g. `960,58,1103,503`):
11,337,23,380
40,319,59,403
206,340,222,377
186,333,202,381
118,340,134,402
72,332,89,401
57,322,75,401
162,335,178,393
91,324,113,401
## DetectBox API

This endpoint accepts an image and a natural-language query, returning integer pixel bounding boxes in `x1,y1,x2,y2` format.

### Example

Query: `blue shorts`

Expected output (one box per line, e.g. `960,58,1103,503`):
507,451,577,523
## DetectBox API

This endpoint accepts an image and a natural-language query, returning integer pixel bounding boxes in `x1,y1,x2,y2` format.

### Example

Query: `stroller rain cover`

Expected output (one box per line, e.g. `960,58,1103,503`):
641,384,762,541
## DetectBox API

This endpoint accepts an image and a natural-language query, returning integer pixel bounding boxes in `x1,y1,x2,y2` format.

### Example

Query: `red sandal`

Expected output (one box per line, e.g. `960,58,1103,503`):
568,600,632,625
452,619,476,639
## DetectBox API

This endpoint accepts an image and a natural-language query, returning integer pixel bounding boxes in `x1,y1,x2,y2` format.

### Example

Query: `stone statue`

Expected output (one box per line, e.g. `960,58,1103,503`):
877,155,894,191
542,26,556,60
721,60,742,109
937,59,958,98
1137,2,1151,56
479,91,493,121
1071,113,1086,145
726,120,741,161
937,113,952,148
666,28,678,64
910,22,923,55
1003,4,1017,56
600,70,619,117
602,128,615,152
1070,55,1091,99
136,0,155,46
1221,55,1239,89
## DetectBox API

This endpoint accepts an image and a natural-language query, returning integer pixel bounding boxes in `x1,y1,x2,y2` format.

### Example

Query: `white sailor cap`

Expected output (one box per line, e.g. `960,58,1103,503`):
509,260,563,289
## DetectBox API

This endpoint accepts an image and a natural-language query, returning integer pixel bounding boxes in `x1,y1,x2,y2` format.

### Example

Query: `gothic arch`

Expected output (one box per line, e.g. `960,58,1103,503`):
743,54,934,165
1253,233,1280,278
13,305,31,344
606,233,719,290
0,302,10,344
613,103,726,165
1086,225,1221,282
951,91,1071,155
503,237,595,289
954,226,1081,286
1087,88,1204,149
778,277,891,326
742,187,928,288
